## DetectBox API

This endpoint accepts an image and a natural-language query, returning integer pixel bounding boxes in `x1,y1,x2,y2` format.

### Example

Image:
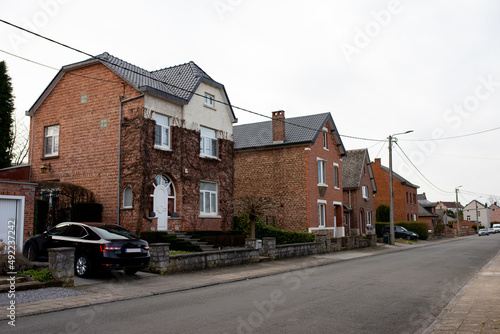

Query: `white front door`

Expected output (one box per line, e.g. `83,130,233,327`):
153,185,169,231
0,197,24,252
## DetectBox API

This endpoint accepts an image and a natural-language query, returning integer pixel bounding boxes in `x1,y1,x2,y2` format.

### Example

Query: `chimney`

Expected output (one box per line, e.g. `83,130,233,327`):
374,158,381,167
272,110,285,143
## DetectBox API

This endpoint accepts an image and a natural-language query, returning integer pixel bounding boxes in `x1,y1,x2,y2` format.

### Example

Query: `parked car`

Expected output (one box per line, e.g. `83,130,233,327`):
23,222,150,277
488,228,496,234
493,224,500,233
478,228,489,236
382,225,419,240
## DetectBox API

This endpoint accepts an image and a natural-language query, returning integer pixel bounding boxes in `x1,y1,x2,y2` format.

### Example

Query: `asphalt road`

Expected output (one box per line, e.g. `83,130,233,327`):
6,236,500,334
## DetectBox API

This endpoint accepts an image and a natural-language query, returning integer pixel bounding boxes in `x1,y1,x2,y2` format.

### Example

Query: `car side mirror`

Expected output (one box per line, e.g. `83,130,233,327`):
43,231,52,239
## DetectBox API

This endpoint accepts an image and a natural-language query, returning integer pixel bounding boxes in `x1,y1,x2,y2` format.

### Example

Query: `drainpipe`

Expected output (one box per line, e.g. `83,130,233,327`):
117,93,144,225
28,113,34,182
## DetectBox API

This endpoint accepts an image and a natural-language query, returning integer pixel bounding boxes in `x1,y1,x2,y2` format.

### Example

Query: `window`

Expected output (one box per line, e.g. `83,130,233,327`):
204,93,214,108
200,126,218,158
334,163,339,188
44,125,59,156
200,181,218,215
367,211,372,226
362,186,369,199
318,203,326,227
323,131,328,149
154,113,170,149
478,211,481,217
123,187,133,208
467,215,470,221
318,160,326,184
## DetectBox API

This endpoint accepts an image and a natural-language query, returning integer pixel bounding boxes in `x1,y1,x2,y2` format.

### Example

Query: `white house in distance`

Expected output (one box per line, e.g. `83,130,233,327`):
463,200,490,228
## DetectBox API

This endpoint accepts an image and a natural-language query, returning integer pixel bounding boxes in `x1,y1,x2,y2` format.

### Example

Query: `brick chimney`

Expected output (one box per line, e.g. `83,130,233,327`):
272,110,285,143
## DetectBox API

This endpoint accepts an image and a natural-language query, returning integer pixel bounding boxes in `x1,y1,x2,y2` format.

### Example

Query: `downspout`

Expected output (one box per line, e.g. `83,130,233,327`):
28,113,34,182
117,93,144,225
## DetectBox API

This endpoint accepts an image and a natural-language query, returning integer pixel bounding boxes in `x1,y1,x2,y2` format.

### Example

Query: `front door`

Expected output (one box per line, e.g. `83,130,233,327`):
152,175,176,232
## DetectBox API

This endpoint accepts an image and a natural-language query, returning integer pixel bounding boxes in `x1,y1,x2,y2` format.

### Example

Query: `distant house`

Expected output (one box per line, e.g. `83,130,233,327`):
417,193,438,231
233,111,346,237
435,201,463,216
342,149,377,235
489,203,500,224
463,200,490,228
27,52,237,233
372,158,419,222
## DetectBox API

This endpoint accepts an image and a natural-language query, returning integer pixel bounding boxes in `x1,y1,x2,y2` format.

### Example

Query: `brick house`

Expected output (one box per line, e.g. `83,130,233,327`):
435,201,463,217
372,158,419,222
489,203,500,224
233,111,346,237
417,193,439,231
342,149,377,235
27,52,237,234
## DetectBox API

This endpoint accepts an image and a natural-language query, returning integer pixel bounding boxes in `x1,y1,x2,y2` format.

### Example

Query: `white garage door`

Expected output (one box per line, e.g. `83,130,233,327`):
0,197,24,252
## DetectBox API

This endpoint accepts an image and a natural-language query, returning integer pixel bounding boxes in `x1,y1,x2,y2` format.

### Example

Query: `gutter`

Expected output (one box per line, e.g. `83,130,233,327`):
117,93,144,225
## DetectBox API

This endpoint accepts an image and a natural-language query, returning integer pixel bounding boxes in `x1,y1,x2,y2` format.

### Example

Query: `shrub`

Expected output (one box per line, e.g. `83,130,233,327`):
20,269,53,282
234,214,315,244
139,232,202,252
376,205,390,223
34,199,49,234
71,202,103,222
0,246,32,275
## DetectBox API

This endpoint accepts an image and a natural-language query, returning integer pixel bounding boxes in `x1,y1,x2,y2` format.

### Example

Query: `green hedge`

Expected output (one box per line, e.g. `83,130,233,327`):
375,222,429,240
71,202,102,222
34,199,49,234
139,231,202,252
234,214,315,245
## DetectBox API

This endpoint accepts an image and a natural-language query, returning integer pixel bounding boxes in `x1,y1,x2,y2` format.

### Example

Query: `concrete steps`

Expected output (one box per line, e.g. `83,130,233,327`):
173,233,218,252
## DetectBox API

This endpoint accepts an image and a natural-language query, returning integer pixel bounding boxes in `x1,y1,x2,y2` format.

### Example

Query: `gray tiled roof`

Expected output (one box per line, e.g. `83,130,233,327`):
342,149,367,188
379,165,419,189
234,112,345,154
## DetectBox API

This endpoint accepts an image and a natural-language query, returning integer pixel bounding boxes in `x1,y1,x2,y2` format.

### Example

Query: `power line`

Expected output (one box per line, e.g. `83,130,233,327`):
400,126,500,141
0,18,383,143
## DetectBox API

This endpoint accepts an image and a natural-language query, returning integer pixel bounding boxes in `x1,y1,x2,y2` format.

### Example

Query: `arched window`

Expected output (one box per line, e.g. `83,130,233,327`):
123,187,133,208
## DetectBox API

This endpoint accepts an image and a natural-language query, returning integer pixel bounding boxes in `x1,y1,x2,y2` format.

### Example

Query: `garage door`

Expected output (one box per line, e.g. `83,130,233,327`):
0,197,24,252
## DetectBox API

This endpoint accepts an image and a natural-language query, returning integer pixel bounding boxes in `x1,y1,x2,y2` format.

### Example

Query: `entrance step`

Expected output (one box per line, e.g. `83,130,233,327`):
172,233,218,252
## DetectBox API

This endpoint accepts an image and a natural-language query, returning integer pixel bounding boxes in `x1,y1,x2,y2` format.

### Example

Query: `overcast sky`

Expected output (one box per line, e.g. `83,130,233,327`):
1,0,499,205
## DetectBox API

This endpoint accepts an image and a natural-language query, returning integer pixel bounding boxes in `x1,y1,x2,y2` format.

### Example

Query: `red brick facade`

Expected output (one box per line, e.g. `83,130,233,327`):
0,181,37,247
372,158,419,222
28,59,235,234
235,115,345,236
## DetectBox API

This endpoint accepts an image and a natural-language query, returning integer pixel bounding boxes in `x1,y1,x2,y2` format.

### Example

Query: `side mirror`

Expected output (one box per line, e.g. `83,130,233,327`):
43,231,51,239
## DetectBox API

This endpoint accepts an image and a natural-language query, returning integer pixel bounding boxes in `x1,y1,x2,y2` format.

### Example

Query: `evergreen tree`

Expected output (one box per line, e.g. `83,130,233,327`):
0,61,15,168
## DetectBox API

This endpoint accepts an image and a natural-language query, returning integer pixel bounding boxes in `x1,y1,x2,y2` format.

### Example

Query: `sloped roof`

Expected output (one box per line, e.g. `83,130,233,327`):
27,52,237,122
342,148,378,193
379,164,419,189
418,203,438,217
233,112,346,155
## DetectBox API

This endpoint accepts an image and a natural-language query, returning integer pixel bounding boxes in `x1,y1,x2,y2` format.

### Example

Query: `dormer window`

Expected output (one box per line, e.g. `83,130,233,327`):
204,93,214,108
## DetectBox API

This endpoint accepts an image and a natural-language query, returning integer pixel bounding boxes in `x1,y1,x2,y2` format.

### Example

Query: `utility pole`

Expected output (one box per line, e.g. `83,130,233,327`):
455,187,461,236
388,130,413,246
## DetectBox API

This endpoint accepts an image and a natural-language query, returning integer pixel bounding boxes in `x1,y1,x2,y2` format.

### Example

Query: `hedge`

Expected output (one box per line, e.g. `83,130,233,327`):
375,222,429,240
139,231,202,252
185,231,246,247
234,214,315,245
71,202,102,222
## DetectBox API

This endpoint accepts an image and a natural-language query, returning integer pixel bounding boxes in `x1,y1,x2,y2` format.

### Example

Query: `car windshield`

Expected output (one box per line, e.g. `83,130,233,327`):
91,225,139,240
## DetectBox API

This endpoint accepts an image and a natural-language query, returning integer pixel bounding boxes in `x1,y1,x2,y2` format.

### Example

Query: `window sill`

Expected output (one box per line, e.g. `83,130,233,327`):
121,207,133,210
199,214,221,219
41,155,59,160
154,145,171,152
203,104,216,111
323,148,329,151
317,183,328,187
200,154,220,161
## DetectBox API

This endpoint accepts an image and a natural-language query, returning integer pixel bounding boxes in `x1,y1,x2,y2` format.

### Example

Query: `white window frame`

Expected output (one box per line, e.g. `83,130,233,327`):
204,93,215,108
362,185,369,199
154,113,170,150
317,159,326,185
200,181,218,216
318,203,326,227
44,125,59,157
366,211,372,226
123,187,133,208
322,129,328,150
200,126,218,158
333,163,340,189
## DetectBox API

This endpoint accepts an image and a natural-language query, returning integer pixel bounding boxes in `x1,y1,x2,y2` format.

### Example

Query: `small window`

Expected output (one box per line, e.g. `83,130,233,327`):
200,181,218,215
362,186,369,199
123,187,133,208
333,163,339,188
366,211,372,226
44,125,59,157
318,203,326,227
200,126,218,158
318,160,326,184
154,113,170,150
323,131,328,149
204,93,214,108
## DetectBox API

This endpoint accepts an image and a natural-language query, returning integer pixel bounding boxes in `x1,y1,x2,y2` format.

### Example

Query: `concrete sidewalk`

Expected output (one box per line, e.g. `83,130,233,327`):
2,235,498,334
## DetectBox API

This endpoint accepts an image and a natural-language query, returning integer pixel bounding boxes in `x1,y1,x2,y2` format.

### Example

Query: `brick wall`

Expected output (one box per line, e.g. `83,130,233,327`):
343,168,376,235
0,165,30,181
490,204,500,223
0,181,36,242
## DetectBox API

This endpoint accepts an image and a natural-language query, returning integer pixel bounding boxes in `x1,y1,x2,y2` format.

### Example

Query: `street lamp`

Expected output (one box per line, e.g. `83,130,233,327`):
388,130,413,245
455,186,462,236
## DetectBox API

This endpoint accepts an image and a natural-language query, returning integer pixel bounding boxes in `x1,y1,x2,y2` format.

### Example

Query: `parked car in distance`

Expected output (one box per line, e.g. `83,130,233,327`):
23,222,150,278
493,224,500,233
488,228,496,234
382,225,419,240
478,228,489,236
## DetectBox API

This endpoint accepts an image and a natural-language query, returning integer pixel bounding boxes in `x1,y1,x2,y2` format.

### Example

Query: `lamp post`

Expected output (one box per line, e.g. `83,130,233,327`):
455,186,462,236
388,130,413,245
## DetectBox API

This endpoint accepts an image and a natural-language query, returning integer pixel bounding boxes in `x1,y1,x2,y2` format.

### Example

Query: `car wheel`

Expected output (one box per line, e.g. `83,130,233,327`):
406,235,412,240
124,269,138,276
24,243,36,261
75,254,92,278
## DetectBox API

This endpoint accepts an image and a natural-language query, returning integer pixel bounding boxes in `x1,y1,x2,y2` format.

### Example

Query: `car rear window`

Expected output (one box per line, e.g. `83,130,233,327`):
91,225,139,240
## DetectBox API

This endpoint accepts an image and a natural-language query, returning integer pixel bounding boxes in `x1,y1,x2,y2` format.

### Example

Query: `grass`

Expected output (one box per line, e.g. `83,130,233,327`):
169,250,196,255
